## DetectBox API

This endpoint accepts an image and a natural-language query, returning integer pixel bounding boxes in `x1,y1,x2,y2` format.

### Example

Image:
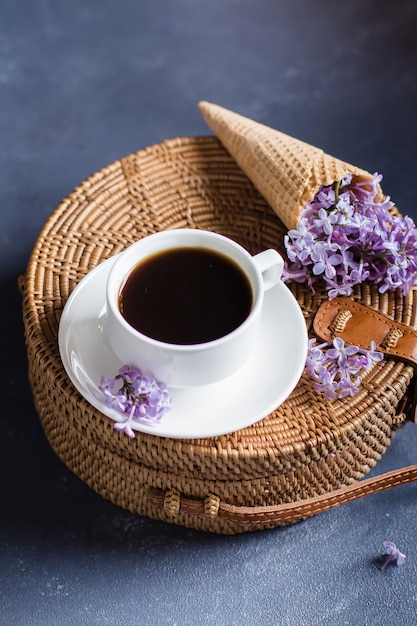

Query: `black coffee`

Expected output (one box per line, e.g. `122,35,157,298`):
119,247,253,344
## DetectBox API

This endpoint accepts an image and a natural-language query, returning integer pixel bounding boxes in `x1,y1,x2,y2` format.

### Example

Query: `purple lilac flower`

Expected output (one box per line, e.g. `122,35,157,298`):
305,337,384,400
381,541,406,570
283,173,417,298
99,366,172,438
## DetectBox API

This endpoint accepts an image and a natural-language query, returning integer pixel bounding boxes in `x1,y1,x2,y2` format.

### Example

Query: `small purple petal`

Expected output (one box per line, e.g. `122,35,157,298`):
381,541,406,570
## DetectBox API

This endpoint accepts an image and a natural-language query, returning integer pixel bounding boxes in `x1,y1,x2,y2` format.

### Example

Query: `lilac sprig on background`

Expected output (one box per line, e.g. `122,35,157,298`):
99,365,172,438
306,336,384,399
381,541,406,570
283,173,417,299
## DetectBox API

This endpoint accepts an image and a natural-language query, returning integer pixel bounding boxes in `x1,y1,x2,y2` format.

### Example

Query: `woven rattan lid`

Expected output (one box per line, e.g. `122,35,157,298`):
22,136,416,524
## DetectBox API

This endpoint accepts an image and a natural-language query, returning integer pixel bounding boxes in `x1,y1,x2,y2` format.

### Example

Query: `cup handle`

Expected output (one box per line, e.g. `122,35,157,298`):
253,249,284,291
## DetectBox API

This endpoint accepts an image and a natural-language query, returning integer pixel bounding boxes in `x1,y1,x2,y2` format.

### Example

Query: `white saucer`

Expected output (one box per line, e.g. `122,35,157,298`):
58,255,308,439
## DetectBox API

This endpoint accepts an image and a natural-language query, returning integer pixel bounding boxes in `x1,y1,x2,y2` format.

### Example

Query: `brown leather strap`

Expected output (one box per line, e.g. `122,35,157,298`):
219,465,417,525
313,297,417,422
149,463,417,526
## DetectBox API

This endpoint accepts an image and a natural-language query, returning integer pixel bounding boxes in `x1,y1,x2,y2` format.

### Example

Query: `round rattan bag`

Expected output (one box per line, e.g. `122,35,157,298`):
22,136,417,534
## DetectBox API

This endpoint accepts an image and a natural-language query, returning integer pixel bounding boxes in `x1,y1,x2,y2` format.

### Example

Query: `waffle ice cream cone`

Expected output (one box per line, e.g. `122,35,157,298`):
198,101,378,230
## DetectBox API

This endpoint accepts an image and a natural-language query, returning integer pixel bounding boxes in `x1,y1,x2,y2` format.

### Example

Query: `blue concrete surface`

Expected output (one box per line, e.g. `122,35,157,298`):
2,1,417,624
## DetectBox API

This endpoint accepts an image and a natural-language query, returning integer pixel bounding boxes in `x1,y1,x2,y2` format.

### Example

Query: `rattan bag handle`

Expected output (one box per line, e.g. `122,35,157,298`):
149,464,417,526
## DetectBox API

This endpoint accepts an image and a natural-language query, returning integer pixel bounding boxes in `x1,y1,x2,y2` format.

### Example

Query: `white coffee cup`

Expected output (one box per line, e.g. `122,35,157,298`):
106,229,283,387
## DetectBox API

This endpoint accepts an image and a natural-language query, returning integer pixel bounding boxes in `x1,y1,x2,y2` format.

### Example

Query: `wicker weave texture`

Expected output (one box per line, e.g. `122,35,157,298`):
22,136,415,533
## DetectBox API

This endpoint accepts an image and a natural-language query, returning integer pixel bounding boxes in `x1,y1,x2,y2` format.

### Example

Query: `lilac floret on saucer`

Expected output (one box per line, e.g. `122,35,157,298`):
99,366,172,438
